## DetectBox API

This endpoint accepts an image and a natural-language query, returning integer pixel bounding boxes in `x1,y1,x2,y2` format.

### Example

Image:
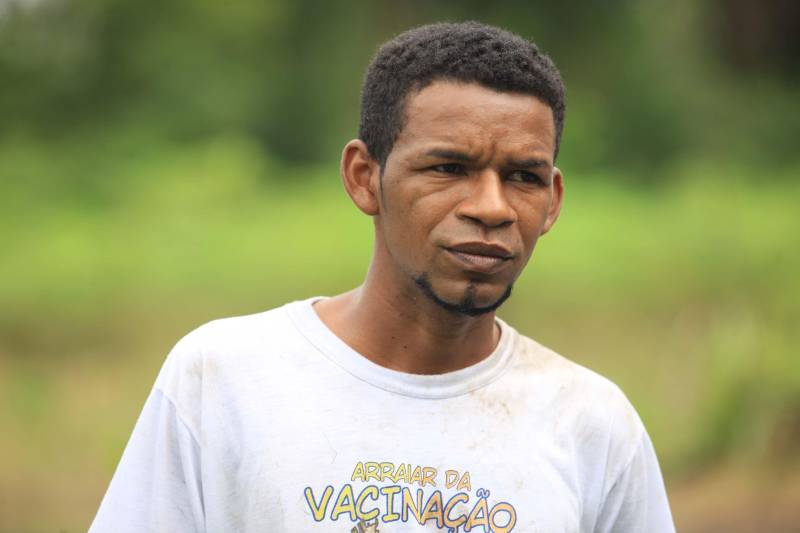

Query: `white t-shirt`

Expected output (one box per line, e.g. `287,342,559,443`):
90,297,675,533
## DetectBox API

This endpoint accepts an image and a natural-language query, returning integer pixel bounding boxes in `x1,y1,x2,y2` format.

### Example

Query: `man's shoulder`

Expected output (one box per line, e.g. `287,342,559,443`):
509,330,645,449
512,332,630,403
180,300,299,351
153,299,309,390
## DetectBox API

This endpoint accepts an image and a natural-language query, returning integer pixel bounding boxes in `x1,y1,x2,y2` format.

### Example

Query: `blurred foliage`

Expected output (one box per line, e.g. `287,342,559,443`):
1,0,798,174
1,0,799,531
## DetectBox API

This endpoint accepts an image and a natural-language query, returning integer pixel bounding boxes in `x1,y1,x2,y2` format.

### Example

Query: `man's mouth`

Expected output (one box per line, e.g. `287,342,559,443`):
444,242,514,273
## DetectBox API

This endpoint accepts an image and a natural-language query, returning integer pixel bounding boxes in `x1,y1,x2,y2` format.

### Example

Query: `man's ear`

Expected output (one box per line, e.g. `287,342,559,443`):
541,166,564,235
341,139,381,216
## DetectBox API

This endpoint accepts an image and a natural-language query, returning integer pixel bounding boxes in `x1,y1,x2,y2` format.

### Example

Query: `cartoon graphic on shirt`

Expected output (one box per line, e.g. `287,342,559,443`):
351,518,380,532
305,461,518,532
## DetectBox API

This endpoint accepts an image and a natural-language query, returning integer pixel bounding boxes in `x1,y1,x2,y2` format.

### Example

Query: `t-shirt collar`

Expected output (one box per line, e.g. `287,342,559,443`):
285,296,517,399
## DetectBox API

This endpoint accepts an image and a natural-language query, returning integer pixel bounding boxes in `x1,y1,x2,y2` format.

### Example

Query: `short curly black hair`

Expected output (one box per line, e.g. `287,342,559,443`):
359,21,566,167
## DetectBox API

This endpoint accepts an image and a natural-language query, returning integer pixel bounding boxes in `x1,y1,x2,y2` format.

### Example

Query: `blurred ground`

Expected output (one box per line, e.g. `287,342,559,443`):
670,464,800,533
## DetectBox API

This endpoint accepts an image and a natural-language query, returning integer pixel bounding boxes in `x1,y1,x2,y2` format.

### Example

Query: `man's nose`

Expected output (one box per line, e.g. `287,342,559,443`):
455,170,517,228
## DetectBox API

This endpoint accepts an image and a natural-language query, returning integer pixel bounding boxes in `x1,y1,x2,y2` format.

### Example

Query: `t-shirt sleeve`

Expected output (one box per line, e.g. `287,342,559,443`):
594,430,675,533
88,388,205,533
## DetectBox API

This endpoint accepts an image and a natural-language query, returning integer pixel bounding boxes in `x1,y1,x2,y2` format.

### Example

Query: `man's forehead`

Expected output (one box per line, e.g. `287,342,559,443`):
407,80,549,112
397,81,556,162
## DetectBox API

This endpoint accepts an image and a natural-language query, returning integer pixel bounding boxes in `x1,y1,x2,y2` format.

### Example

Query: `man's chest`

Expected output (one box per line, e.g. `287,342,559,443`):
197,383,598,532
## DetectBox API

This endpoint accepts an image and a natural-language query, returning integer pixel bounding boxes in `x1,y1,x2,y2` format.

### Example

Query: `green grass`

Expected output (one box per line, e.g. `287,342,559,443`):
1,136,798,531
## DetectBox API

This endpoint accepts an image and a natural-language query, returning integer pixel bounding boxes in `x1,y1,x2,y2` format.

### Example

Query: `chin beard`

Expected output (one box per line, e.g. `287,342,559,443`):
412,273,513,317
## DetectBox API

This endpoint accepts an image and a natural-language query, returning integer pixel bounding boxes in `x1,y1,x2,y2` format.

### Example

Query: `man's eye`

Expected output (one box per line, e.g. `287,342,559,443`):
507,170,544,185
431,163,467,175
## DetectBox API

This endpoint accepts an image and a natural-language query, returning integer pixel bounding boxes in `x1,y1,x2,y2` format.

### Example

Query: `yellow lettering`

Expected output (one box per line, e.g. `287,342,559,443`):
443,493,469,529
380,462,394,481
355,485,380,521
393,463,408,484
457,471,472,492
304,486,333,522
420,490,444,528
331,485,357,521
445,470,459,489
380,485,401,522
351,462,366,482
489,502,517,533
401,487,424,523
422,467,437,487
409,466,423,486
465,497,489,530
364,462,381,482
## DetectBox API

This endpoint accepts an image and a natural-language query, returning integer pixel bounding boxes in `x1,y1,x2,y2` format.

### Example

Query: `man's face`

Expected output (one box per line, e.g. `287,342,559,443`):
374,80,563,315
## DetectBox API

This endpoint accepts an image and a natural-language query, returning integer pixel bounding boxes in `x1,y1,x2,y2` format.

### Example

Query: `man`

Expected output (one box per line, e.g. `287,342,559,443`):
91,21,675,532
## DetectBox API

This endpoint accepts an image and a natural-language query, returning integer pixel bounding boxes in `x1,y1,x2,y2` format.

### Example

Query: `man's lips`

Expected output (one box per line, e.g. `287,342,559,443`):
443,242,514,273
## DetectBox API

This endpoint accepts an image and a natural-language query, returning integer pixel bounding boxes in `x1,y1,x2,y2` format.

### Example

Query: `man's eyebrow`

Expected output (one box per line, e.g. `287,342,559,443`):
506,158,550,169
424,150,551,168
424,149,478,162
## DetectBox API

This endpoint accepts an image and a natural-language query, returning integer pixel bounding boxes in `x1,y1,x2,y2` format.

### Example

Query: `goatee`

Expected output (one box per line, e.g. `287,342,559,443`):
412,273,513,317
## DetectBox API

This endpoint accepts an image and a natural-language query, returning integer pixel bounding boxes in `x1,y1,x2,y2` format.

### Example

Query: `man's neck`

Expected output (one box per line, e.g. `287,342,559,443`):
314,271,500,375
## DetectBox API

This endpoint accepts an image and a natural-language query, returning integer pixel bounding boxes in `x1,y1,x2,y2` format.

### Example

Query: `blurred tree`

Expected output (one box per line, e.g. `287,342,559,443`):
0,0,797,181
713,0,800,78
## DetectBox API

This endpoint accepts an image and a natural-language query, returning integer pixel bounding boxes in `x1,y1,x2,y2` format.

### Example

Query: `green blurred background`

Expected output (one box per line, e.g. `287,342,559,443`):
1,0,799,531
